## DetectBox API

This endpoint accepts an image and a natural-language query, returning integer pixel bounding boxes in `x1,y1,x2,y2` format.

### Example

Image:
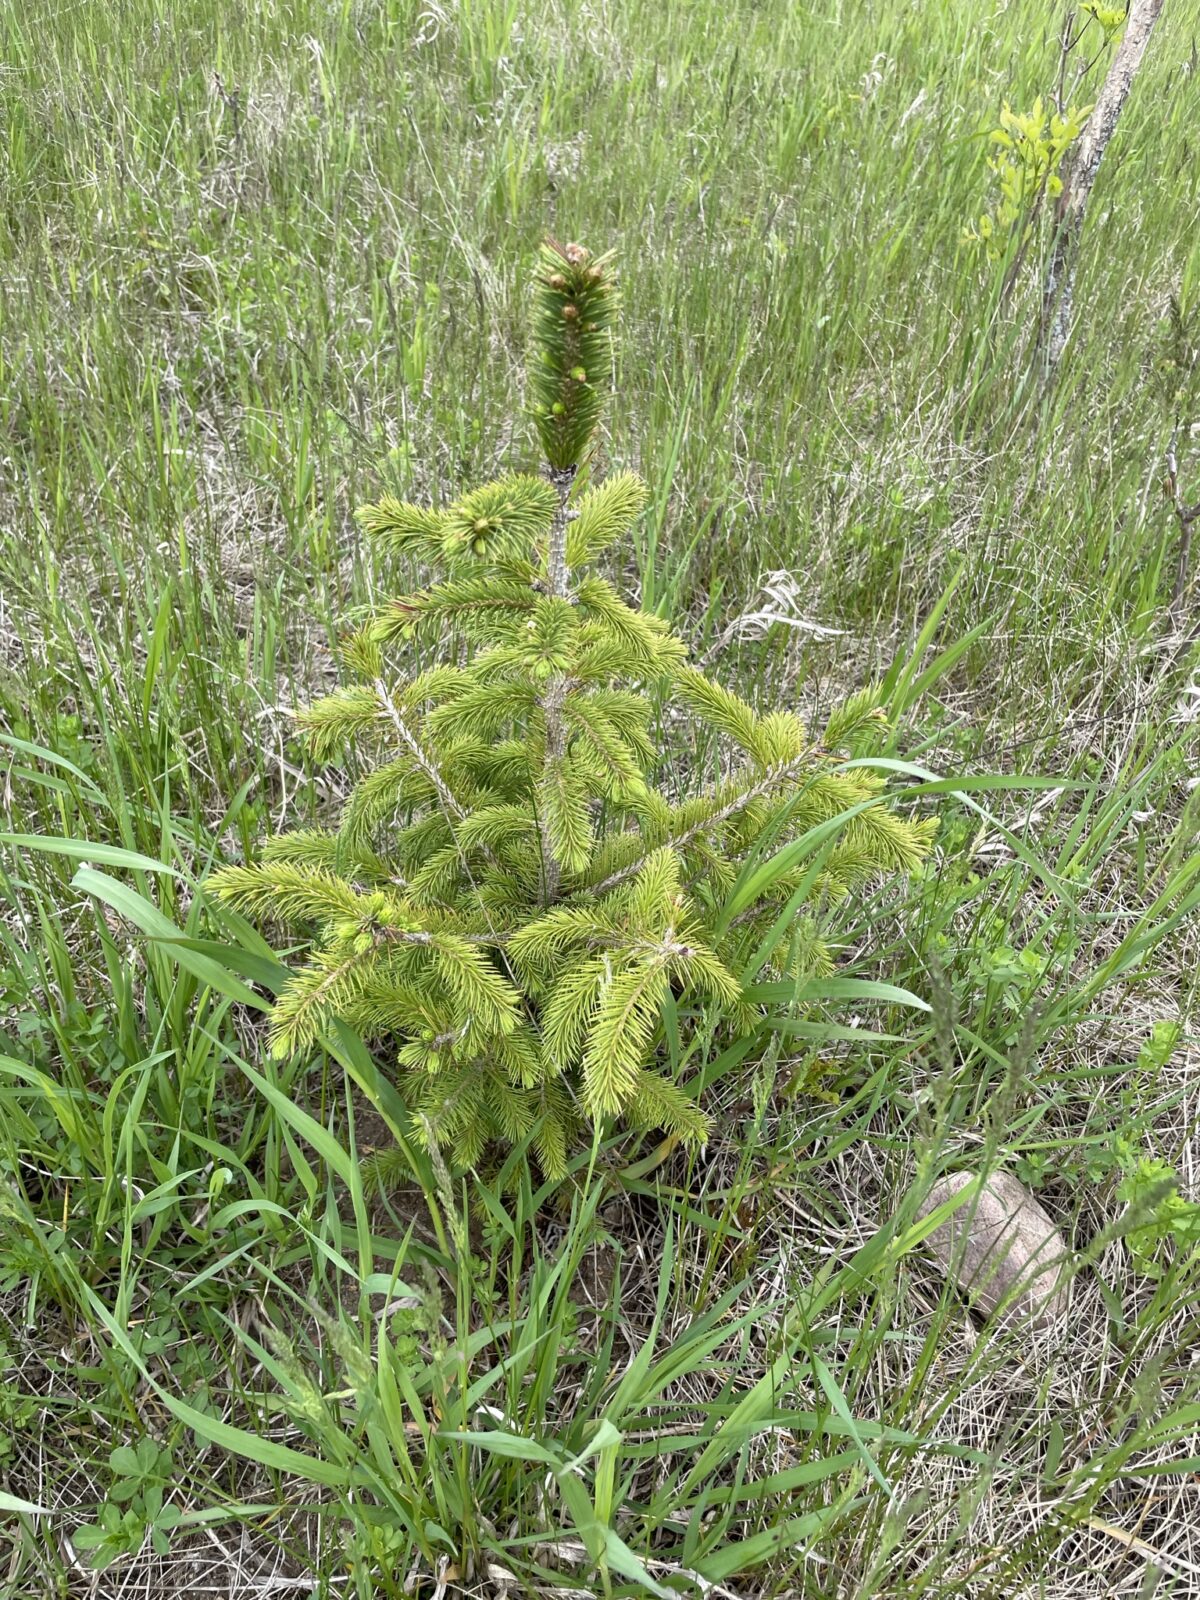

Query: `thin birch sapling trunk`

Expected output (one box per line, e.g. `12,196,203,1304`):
1041,0,1165,369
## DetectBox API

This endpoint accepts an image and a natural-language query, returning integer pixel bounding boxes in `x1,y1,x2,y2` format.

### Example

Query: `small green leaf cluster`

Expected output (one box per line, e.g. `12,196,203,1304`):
1115,1139,1200,1280
963,98,1091,259
1079,1,1128,43
211,243,934,1176
962,3,1131,261
72,1440,181,1570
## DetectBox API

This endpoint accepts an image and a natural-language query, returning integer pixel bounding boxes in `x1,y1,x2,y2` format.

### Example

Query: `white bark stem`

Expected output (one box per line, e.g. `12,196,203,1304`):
1042,0,1165,369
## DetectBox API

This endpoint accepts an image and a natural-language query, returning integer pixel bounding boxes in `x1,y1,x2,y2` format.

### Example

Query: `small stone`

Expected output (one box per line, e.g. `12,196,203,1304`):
916,1170,1072,1330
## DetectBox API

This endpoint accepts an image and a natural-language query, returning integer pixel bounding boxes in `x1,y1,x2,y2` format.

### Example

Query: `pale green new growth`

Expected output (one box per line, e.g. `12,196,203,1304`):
211,242,934,1175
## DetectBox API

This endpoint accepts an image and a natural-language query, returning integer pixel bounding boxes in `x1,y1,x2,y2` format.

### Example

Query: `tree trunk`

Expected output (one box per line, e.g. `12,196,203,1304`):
1041,0,1165,370
539,465,577,903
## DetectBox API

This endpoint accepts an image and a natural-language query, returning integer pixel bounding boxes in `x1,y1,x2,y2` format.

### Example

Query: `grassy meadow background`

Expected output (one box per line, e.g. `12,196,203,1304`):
3,0,1200,1594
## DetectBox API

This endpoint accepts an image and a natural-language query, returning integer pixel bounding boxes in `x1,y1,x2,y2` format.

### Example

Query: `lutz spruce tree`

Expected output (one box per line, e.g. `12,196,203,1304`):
212,242,935,1176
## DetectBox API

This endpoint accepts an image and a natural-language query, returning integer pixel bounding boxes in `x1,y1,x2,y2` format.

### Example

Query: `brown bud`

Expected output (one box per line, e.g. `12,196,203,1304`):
564,242,588,265
562,304,579,321
548,273,568,291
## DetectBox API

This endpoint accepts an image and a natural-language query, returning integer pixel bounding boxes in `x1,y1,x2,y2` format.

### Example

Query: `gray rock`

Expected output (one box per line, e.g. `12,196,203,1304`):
916,1170,1072,1330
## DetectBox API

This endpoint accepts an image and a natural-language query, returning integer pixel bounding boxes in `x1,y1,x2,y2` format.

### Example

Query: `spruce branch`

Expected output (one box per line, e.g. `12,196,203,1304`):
370,677,517,959
373,676,465,822
589,751,817,894
530,240,618,470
